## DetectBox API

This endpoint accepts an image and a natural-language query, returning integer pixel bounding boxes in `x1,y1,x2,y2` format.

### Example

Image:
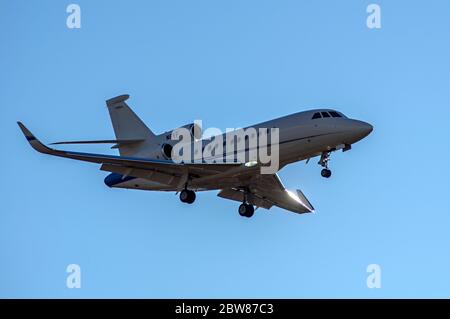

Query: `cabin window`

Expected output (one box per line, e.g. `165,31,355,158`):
312,112,321,119
321,112,331,118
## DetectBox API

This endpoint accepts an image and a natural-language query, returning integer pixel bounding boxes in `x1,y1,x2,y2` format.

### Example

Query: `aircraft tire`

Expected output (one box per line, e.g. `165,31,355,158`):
238,203,254,218
180,189,196,204
321,168,332,178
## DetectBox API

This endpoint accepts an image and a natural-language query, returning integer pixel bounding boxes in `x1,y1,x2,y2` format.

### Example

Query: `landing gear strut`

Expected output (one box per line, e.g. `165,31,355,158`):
180,189,196,204
319,151,332,178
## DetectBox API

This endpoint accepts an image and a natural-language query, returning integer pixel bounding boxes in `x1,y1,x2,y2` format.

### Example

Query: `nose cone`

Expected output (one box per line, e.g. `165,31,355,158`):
349,120,373,141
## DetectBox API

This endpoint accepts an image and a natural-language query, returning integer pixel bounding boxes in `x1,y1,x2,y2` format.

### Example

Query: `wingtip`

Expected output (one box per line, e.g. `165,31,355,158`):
17,121,25,130
296,189,315,213
16,122,54,155
17,121,36,141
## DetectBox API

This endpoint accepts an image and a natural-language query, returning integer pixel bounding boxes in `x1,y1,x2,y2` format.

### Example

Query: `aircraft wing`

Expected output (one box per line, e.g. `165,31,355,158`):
217,174,314,214
17,122,241,177
18,122,314,213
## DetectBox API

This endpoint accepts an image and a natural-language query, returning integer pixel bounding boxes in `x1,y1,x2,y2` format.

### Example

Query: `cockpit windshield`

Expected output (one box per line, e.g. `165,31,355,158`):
311,111,345,119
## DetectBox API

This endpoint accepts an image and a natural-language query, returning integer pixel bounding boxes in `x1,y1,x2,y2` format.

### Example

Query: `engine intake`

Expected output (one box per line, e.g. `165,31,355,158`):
161,143,173,159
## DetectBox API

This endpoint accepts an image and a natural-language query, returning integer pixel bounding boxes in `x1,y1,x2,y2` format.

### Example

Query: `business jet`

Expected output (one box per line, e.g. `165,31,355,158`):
18,95,372,218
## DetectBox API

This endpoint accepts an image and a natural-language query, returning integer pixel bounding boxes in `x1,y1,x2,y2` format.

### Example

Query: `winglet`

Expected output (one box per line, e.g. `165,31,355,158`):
296,189,315,213
17,122,53,154
17,121,35,141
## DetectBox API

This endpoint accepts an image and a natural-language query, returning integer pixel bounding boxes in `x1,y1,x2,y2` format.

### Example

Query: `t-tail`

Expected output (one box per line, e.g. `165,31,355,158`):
45,95,157,157
105,94,155,156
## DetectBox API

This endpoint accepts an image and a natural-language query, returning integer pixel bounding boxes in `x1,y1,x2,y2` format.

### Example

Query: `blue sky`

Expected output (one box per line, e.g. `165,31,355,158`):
1,0,450,298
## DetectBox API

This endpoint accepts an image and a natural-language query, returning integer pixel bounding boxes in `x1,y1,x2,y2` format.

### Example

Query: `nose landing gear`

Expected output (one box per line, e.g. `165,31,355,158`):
319,151,332,178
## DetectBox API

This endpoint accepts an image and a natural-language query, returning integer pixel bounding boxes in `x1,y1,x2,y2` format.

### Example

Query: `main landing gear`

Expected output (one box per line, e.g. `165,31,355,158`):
238,189,255,218
319,151,332,178
180,189,196,204
179,187,255,218
238,203,254,218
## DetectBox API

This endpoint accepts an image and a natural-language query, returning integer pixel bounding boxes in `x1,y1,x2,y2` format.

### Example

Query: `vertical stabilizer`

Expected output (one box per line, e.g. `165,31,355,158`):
106,95,155,156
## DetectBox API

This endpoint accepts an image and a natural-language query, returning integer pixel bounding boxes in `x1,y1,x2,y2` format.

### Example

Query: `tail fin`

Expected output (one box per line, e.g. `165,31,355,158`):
106,95,155,156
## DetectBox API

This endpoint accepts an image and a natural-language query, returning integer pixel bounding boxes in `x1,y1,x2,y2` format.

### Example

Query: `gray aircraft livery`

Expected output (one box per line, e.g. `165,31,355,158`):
18,95,372,218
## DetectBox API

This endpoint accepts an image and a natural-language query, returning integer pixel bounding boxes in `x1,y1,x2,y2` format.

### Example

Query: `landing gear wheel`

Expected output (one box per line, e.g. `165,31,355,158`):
238,203,254,218
180,189,196,204
245,204,254,217
321,168,332,178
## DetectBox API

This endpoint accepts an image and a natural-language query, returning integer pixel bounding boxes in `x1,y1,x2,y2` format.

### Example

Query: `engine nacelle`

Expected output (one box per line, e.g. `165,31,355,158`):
155,122,202,160
161,122,202,141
